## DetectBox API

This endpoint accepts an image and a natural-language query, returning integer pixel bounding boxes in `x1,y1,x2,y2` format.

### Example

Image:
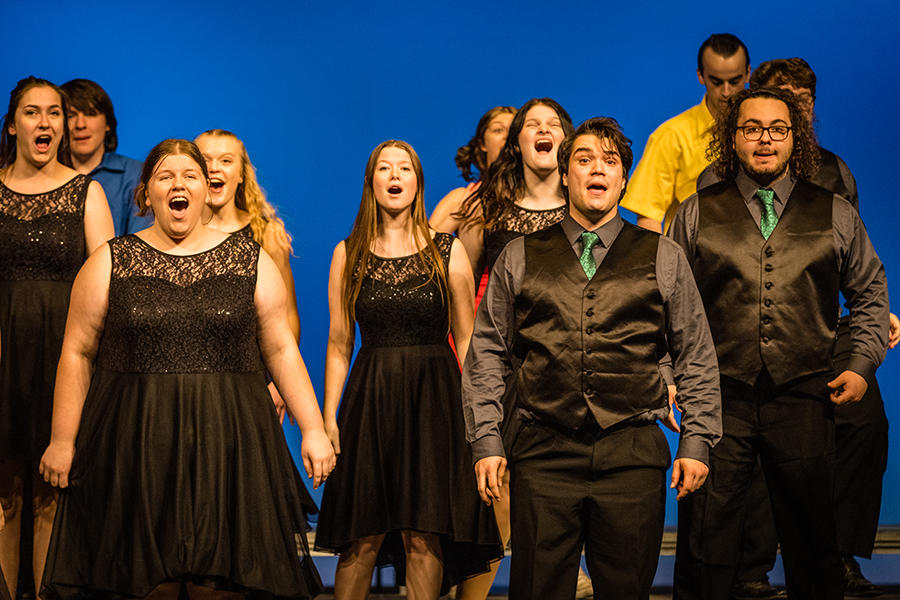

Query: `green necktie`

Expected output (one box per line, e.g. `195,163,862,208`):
756,188,778,240
580,231,600,279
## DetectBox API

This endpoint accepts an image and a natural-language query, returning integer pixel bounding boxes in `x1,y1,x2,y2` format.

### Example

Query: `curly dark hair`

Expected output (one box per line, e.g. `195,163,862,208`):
455,98,574,231
708,87,819,182
454,106,517,183
558,117,633,201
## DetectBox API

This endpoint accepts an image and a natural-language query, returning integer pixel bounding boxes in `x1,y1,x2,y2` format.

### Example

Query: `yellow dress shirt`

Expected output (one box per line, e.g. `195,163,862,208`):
621,96,715,231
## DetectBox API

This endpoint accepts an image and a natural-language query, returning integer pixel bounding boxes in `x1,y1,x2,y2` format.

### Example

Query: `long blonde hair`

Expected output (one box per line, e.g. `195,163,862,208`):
341,140,449,333
197,129,293,252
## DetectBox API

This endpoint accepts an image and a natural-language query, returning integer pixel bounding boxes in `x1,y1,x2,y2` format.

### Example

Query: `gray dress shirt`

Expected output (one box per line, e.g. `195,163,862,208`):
462,212,722,465
669,169,889,384
696,148,859,211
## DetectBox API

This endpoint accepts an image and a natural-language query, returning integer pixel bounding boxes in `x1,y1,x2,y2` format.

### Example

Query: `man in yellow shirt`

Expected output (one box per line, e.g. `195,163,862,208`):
621,33,750,233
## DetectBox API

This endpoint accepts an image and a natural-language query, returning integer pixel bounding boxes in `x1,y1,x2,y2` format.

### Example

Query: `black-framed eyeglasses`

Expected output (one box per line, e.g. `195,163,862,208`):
736,126,792,142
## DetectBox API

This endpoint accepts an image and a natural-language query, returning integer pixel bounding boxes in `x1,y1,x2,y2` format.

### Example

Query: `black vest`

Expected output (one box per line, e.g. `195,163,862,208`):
694,179,839,386
513,222,668,430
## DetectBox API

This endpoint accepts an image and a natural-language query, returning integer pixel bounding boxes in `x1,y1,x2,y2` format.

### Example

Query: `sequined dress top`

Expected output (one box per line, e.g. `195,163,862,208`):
315,232,503,593
42,234,323,600
0,175,88,461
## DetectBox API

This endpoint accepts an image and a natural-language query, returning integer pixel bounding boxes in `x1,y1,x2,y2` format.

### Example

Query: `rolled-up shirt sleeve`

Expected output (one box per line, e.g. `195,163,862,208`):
462,238,525,464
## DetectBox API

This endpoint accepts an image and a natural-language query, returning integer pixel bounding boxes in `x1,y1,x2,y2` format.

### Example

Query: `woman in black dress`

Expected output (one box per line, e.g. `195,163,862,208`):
0,76,113,599
38,139,335,600
0,370,12,600
316,140,501,599
195,129,301,423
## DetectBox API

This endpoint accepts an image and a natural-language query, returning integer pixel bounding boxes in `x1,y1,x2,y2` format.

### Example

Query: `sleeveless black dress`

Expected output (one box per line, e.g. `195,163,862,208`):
0,175,89,462
315,233,502,592
227,220,319,518
42,234,322,600
231,223,255,239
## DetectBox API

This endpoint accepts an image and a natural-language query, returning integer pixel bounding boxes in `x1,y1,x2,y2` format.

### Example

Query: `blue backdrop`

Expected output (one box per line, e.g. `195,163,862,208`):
7,0,898,526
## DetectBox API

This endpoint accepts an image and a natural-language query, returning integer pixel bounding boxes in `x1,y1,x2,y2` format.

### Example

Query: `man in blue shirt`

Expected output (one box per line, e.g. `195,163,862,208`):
61,79,152,235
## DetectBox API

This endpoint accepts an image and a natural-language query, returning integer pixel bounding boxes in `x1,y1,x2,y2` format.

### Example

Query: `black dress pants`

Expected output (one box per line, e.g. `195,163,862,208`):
509,420,670,600
733,318,889,582
734,459,777,583
673,369,842,600
832,317,889,558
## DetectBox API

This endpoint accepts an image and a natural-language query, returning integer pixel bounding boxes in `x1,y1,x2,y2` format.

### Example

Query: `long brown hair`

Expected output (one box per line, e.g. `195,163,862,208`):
341,140,449,333
456,98,574,231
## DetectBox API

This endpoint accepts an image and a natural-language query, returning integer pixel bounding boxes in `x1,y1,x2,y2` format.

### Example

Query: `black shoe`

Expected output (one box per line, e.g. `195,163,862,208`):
843,556,884,597
731,579,788,600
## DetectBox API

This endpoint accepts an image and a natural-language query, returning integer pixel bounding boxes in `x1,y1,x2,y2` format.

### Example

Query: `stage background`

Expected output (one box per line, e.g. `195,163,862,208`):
6,0,898,526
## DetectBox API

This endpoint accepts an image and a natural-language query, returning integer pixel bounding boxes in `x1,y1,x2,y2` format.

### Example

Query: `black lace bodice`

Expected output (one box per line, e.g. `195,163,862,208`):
97,234,265,374
355,232,454,348
483,203,566,273
0,175,89,281
231,223,255,240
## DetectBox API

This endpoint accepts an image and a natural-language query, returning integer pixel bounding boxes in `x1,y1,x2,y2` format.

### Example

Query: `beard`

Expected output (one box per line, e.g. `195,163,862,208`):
739,149,791,187
743,162,789,187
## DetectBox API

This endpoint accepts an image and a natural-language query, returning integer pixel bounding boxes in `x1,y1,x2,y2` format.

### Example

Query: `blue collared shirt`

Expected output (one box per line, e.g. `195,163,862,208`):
90,152,153,235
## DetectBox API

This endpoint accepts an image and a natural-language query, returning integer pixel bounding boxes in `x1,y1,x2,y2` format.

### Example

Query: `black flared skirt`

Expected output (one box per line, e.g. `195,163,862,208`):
42,368,322,600
315,343,503,593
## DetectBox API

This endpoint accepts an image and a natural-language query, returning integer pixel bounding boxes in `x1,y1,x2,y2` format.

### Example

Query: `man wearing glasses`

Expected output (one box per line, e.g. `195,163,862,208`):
668,88,889,600
697,59,897,598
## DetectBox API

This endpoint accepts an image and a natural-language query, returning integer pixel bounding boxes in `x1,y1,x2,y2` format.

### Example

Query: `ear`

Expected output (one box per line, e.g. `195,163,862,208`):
697,69,705,85
562,173,568,188
7,122,15,137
